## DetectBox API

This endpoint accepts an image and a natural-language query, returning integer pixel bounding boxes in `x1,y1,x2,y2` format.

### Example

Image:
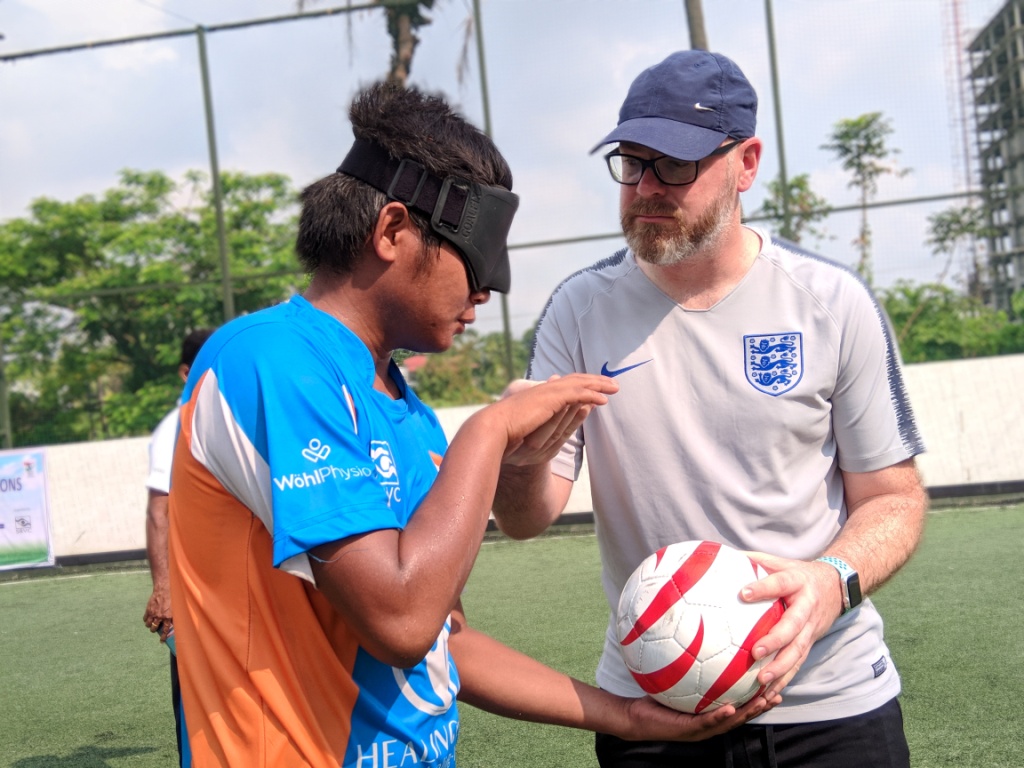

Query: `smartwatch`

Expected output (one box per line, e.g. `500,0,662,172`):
816,556,862,615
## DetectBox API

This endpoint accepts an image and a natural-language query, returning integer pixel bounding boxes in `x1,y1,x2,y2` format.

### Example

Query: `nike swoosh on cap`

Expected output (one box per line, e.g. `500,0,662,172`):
694,102,715,112
600,359,653,378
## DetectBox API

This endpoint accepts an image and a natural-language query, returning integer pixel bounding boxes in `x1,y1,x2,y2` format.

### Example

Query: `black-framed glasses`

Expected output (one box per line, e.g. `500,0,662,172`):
604,139,744,187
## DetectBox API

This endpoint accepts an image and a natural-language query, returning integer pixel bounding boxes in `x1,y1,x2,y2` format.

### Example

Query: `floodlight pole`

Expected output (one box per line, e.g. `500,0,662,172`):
196,26,235,322
764,0,792,239
684,0,709,50
471,0,515,384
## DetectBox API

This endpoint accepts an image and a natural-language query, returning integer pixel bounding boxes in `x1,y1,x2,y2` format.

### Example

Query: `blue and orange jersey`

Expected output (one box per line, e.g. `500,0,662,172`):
168,296,460,768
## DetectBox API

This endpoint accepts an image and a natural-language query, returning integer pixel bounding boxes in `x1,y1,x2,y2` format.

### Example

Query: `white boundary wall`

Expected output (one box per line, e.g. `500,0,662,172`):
34,354,1024,559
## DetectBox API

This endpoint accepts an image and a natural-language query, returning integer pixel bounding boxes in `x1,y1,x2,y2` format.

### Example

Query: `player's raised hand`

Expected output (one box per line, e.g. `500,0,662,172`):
491,374,617,464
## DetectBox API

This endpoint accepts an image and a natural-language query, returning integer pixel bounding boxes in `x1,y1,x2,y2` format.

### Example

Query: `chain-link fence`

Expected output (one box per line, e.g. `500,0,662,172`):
0,0,1010,446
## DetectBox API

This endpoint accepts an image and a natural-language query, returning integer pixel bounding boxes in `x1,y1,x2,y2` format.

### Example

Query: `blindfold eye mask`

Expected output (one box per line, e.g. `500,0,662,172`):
337,138,519,294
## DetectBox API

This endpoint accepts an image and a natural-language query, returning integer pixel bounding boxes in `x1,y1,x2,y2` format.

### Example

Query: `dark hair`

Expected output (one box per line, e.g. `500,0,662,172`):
295,81,513,276
180,328,215,368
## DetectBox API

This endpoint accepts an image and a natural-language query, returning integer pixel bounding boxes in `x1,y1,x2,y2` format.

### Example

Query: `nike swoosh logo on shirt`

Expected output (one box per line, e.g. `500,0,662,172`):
600,359,653,378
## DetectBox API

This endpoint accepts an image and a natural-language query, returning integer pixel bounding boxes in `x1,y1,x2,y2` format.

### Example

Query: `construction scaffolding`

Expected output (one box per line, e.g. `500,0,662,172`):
969,0,1024,311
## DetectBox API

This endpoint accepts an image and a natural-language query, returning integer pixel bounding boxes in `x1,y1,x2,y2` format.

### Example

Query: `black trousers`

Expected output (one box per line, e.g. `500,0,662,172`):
170,652,185,767
595,698,910,768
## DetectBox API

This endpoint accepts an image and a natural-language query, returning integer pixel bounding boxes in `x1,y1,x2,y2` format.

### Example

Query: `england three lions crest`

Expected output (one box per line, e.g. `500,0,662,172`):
744,333,803,396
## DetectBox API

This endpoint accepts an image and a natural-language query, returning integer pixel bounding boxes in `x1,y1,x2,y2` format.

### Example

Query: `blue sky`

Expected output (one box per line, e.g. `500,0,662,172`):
0,0,1007,335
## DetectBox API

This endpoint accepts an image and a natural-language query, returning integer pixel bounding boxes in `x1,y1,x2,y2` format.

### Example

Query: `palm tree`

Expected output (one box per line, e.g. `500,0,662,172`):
297,0,438,86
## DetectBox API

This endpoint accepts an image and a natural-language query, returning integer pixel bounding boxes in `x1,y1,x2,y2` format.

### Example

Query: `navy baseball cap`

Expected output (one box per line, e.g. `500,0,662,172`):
591,50,757,161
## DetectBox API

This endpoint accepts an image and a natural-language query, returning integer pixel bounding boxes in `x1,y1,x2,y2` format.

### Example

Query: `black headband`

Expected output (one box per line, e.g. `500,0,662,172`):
337,138,519,293
337,138,468,229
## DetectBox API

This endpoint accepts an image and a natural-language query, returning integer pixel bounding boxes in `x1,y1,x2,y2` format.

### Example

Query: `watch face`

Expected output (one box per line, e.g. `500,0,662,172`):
847,572,863,609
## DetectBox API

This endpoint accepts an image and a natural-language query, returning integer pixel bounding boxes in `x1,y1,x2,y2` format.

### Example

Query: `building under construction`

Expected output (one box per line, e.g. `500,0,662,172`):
969,0,1024,312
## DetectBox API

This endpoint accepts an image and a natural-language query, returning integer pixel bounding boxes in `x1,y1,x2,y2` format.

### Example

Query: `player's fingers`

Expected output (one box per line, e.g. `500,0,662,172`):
751,603,804,660
696,713,740,738
500,378,538,399
677,710,734,740
762,660,800,701
519,407,569,448
693,699,769,738
737,694,773,722
748,584,816,664
519,415,585,465
510,377,608,416
563,402,594,430
758,626,813,687
553,372,619,396
740,568,798,603
742,550,792,572
522,382,608,436
542,404,589,448
534,403,597,459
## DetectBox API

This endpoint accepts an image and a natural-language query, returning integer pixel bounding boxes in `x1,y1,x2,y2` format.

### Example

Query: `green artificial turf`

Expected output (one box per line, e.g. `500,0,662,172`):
0,569,176,768
1,506,1021,767
871,505,1024,768
459,507,1024,767
457,533,609,767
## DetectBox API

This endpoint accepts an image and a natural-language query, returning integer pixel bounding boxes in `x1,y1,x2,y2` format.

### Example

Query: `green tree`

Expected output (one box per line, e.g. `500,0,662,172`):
886,204,997,351
879,281,1024,363
474,325,532,393
925,204,992,300
754,173,831,246
411,331,490,407
297,1,440,86
410,326,534,407
1004,289,1024,350
821,112,909,285
0,169,302,446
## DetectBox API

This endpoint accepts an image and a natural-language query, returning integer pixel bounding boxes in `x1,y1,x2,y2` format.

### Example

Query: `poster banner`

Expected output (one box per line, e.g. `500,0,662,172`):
0,450,53,571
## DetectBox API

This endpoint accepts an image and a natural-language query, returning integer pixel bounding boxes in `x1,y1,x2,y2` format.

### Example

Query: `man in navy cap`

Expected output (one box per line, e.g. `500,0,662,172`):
492,50,927,767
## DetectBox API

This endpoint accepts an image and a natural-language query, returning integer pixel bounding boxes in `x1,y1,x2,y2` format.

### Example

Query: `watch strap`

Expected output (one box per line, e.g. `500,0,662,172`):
816,556,862,614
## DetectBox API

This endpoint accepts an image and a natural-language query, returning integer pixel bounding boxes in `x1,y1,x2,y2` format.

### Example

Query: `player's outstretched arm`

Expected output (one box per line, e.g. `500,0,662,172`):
739,458,927,698
310,374,617,668
449,601,776,741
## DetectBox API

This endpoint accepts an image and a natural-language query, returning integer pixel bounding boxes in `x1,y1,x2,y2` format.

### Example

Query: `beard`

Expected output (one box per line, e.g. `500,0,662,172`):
621,182,738,266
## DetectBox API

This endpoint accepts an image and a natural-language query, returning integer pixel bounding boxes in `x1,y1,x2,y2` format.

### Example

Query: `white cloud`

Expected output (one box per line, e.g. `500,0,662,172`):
98,39,179,71
0,0,1014,330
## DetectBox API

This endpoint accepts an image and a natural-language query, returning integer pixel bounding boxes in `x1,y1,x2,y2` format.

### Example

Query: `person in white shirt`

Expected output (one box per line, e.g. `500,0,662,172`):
492,50,928,768
142,327,213,767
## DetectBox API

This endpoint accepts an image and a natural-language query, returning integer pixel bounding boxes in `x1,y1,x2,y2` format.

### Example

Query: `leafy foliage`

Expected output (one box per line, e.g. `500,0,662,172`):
5,146,1024,448
1,169,302,446
925,204,993,301
296,0,440,86
822,112,909,285
879,281,1024,363
410,326,534,407
754,172,831,246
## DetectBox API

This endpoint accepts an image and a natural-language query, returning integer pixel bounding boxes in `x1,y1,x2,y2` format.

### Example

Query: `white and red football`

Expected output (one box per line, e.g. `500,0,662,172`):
616,540,786,714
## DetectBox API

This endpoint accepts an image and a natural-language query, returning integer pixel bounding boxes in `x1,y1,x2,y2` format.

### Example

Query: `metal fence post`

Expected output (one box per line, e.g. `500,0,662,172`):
471,0,516,384
196,26,235,323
